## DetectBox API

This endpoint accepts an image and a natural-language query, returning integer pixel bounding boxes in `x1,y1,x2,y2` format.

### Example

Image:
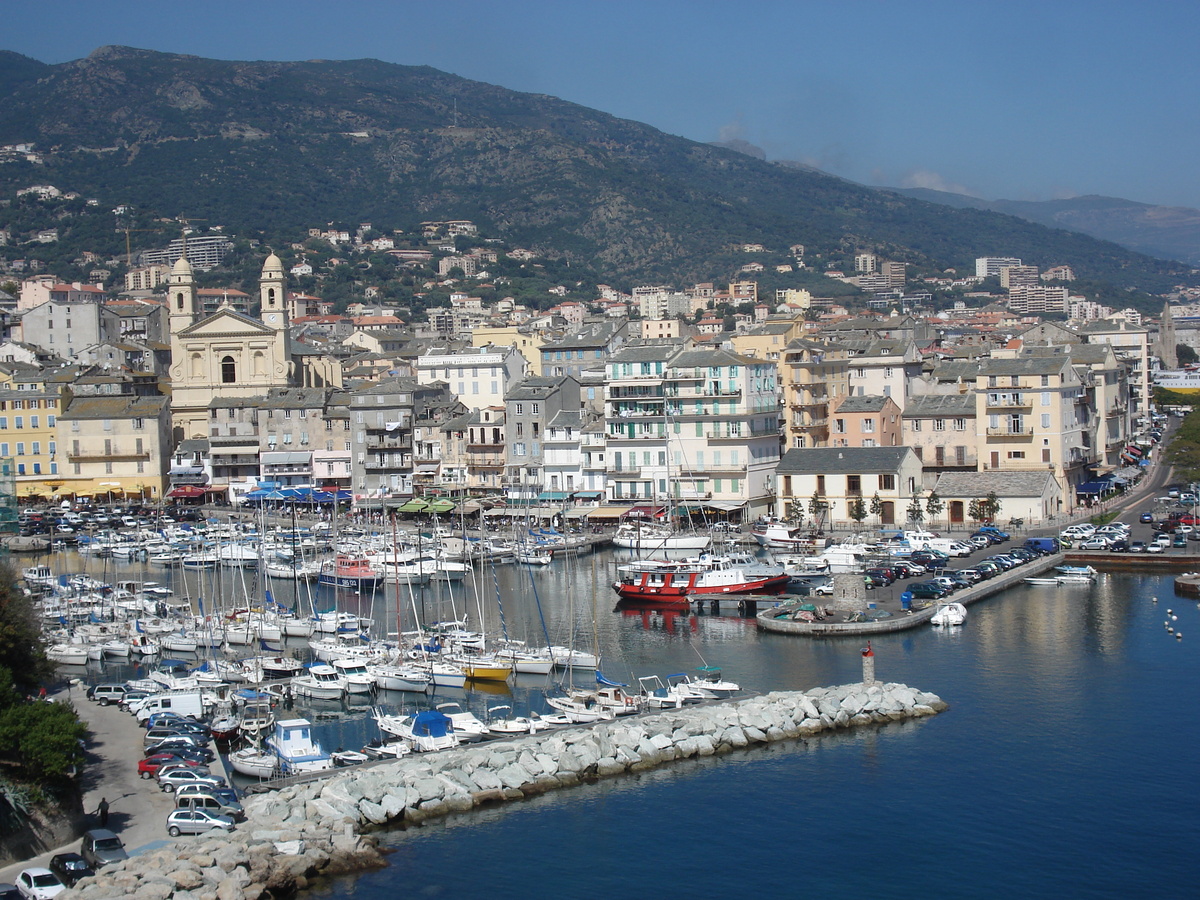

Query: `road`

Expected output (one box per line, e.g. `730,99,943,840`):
0,685,180,883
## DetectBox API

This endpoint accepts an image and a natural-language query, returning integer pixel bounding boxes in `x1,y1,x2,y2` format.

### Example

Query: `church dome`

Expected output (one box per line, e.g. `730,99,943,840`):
261,252,285,276
171,255,194,277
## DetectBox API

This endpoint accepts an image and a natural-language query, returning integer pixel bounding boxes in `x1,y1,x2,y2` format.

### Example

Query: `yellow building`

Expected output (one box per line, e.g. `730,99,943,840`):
471,325,545,375
56,394,172,501
0,374,64,499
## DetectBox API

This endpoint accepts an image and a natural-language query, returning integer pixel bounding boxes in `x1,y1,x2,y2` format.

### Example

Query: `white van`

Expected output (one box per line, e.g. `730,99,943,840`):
926,538,973,558
132,691,206,724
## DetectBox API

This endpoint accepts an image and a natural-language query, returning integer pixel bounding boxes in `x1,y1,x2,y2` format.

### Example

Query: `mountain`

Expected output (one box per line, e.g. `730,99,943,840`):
0,46,1193,292
891,187,1200,268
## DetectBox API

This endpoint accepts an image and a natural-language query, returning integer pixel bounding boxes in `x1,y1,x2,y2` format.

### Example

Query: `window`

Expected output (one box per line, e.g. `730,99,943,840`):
1041,414,1051,428
132,417,144,430
31,442,39,455
514,442,526,457
880,474,896,490
221,356,236,383
0,443,7,456
0,419,6,430
862,419,875,433
911,419,921,432
14,417,21,429
515,404,524,415
933,419,945,431
1009,451,1026,460
47,415,55,427
834,418,846,434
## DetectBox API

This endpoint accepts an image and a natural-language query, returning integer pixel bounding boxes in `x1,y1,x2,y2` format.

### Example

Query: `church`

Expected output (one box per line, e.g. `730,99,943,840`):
168,252,339,441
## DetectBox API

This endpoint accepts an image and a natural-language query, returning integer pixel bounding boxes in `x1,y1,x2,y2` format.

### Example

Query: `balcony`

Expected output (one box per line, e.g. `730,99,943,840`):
683,464,746,475
608,387,664,400
609,406,665,418
985,426,1034,440
209,433,259,447
502,476,543,488
466,440,503,451
605,465,644,476
68,451,150,463
366,434,412,450
705,426,780,440
606,430,667,441
364,458,408,472
261,465,311,476
468,455,505,468
985,397,1032,410
208,453,259,466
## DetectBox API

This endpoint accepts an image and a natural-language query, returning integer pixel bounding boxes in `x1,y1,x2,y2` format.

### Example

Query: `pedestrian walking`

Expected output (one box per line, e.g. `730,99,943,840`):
97,797,109,828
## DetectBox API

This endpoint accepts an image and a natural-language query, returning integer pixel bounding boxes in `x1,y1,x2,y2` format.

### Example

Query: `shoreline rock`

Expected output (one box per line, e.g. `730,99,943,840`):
61,682,946,900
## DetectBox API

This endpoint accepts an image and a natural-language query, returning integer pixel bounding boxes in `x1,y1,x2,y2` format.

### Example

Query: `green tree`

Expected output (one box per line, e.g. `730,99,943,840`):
907,496,925,525
982,491,1002,523
1178,343,1198,366
848,497,868,526
925,491,944,528
0,565,54,692
968,497,986,526
869,492,883,526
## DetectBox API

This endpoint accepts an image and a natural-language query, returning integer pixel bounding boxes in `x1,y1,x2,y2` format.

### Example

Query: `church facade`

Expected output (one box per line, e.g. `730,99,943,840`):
168,253,295,441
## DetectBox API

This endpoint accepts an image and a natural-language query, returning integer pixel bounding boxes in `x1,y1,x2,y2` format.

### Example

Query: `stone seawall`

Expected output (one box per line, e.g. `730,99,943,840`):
62,682,947,900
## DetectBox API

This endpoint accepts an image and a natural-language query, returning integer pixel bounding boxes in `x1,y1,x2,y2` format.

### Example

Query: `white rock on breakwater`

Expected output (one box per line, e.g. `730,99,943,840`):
62,682,946,900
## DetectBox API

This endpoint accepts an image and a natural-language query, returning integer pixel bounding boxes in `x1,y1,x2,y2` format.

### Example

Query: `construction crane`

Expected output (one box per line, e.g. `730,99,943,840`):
121,226,164,267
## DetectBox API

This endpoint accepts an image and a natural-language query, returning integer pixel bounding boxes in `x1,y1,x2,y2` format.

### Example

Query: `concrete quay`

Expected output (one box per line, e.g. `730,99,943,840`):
52,681,946,900
756,553,1064,636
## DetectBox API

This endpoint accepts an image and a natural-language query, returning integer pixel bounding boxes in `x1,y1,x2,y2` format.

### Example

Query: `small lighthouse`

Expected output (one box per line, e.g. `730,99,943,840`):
861,641,876,686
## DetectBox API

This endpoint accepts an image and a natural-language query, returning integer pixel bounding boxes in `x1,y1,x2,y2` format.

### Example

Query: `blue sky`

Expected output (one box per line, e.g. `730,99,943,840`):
8,0,1200,207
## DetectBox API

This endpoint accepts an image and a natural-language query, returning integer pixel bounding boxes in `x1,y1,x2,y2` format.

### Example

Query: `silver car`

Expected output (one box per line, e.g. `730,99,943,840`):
165,808,235,837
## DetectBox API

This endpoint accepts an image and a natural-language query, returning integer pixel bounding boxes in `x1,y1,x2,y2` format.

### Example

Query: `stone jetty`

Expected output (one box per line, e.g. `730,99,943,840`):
61,683,946,900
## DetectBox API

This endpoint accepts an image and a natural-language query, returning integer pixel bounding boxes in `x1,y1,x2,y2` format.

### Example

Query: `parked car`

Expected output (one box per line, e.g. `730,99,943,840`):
971,531,1005,545
1078,536,1112,550
0,884,22,900
865,567,897,586
1173,533,1188,548
165,808,236,837
976,526,1010,541
1108,539,1129,552
1129,540,1148,553
79,830,127,869
965,535,992,550
1154,533,1172,548
85,684,127,706
47,854,93,888
955,568,984,584
174,785,245,821
892,560,926,577
907,581,950,600
1147,541,1166,554
157,767,225,793
144,739,215,761
138,753,206,779
15,870,63,900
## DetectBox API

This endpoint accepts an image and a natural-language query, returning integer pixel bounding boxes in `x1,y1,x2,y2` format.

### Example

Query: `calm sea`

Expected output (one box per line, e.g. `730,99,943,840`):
69,547,1200,899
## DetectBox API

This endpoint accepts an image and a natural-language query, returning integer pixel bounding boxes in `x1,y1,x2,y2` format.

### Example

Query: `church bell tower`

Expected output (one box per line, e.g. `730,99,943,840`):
260,252,289,333
167,254,198,337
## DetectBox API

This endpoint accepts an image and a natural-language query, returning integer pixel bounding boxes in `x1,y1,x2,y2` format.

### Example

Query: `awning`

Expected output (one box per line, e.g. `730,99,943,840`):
415,464,440,474
538,491,573,501
697,499,745,511
585,504,635,520
261,451,312,465
203,485,228,492
564,508,592,519
572,490,603,498
1124,446,1144,456
167,485,206,498
460,501,482,515
397,499,429,513
1075,481,1113,495
425,499,456,514
623,505,667,520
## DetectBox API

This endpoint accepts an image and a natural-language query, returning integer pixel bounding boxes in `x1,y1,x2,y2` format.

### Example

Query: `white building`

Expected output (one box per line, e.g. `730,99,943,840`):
415,344,528,411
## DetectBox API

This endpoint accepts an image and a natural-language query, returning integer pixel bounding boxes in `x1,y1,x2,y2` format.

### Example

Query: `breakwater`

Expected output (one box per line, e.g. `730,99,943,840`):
758,553,1063,636
61,682,946,900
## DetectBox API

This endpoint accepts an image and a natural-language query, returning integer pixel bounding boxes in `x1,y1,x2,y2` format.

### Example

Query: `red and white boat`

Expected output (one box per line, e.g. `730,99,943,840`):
318,555,384,590
613,553,790,606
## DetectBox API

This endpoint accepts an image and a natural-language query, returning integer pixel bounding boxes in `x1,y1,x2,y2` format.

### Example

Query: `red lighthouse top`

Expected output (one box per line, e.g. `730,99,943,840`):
861,641,874,658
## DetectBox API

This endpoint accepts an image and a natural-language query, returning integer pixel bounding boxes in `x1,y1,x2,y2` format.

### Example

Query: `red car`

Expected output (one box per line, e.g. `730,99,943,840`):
137,753,204,780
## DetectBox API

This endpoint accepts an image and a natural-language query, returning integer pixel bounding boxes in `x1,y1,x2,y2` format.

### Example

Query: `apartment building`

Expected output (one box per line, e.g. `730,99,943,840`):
415,344,527,411
901,393,977,479
503,376,581,503
780,338,851,449
439,406,506,492
57,394,171,500
828,395,902,448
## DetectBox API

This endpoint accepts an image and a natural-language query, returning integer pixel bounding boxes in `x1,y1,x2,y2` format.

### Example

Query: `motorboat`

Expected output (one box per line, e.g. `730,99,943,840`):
443,655,512,683
291,663,345,700
367,662,433,693
931,602,967,627
515,546,554,565
266,718,333,774
545,690,616,723
434,702,489,742
485,705,553,736
46,643,90,665
751,518,816,550
374,708,460,753
637,674,689,709
550,646,599,670
613,553,790,606
685,666,740,698
331,749,371,767
331,658,376,694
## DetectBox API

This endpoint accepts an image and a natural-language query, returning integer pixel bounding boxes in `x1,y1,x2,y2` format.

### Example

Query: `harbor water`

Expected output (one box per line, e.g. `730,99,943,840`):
58,546,1200,898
